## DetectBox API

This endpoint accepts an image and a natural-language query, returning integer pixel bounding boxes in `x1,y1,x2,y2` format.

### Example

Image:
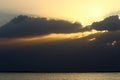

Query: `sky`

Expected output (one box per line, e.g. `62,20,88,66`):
1,0,120,71
1,0,120,26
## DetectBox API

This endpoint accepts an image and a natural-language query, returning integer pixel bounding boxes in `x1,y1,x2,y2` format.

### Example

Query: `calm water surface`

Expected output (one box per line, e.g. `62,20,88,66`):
0,73,120,80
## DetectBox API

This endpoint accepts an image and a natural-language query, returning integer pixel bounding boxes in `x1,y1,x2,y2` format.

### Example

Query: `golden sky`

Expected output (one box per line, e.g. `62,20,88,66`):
0,0,120,25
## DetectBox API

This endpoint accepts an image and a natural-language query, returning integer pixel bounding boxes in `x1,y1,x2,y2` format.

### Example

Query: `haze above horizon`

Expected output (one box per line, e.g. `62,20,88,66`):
1,0,120,26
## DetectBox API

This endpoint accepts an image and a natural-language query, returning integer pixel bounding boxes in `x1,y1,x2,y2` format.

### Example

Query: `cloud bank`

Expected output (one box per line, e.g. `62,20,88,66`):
1,15,120,72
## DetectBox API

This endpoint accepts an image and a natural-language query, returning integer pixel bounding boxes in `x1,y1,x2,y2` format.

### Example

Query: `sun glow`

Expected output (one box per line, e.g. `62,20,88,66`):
90,7,103,18
16,30,108,42
0,30,108,46
1,0,120,26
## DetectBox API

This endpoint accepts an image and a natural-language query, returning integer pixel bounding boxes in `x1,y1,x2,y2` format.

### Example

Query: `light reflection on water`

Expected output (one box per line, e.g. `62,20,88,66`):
0,73,120,80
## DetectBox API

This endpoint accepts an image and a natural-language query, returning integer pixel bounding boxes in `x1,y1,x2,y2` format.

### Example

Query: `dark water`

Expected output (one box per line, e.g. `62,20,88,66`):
0,73,120,80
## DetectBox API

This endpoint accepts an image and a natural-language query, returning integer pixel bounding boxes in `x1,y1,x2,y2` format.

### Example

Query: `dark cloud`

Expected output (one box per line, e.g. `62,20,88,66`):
1,15,120,72
0,31,120,72
89,15,120,31
0,15,82,38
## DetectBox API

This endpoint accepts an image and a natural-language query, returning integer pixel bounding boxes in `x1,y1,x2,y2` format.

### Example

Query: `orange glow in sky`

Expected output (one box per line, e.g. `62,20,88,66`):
0,30,108,47
1,0,120,26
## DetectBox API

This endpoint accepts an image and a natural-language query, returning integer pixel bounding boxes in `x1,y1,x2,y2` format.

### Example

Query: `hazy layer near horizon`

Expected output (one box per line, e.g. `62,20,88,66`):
0,73,119,80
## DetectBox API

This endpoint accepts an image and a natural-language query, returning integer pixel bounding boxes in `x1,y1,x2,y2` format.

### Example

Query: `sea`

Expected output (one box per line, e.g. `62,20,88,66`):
0,73,120,80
